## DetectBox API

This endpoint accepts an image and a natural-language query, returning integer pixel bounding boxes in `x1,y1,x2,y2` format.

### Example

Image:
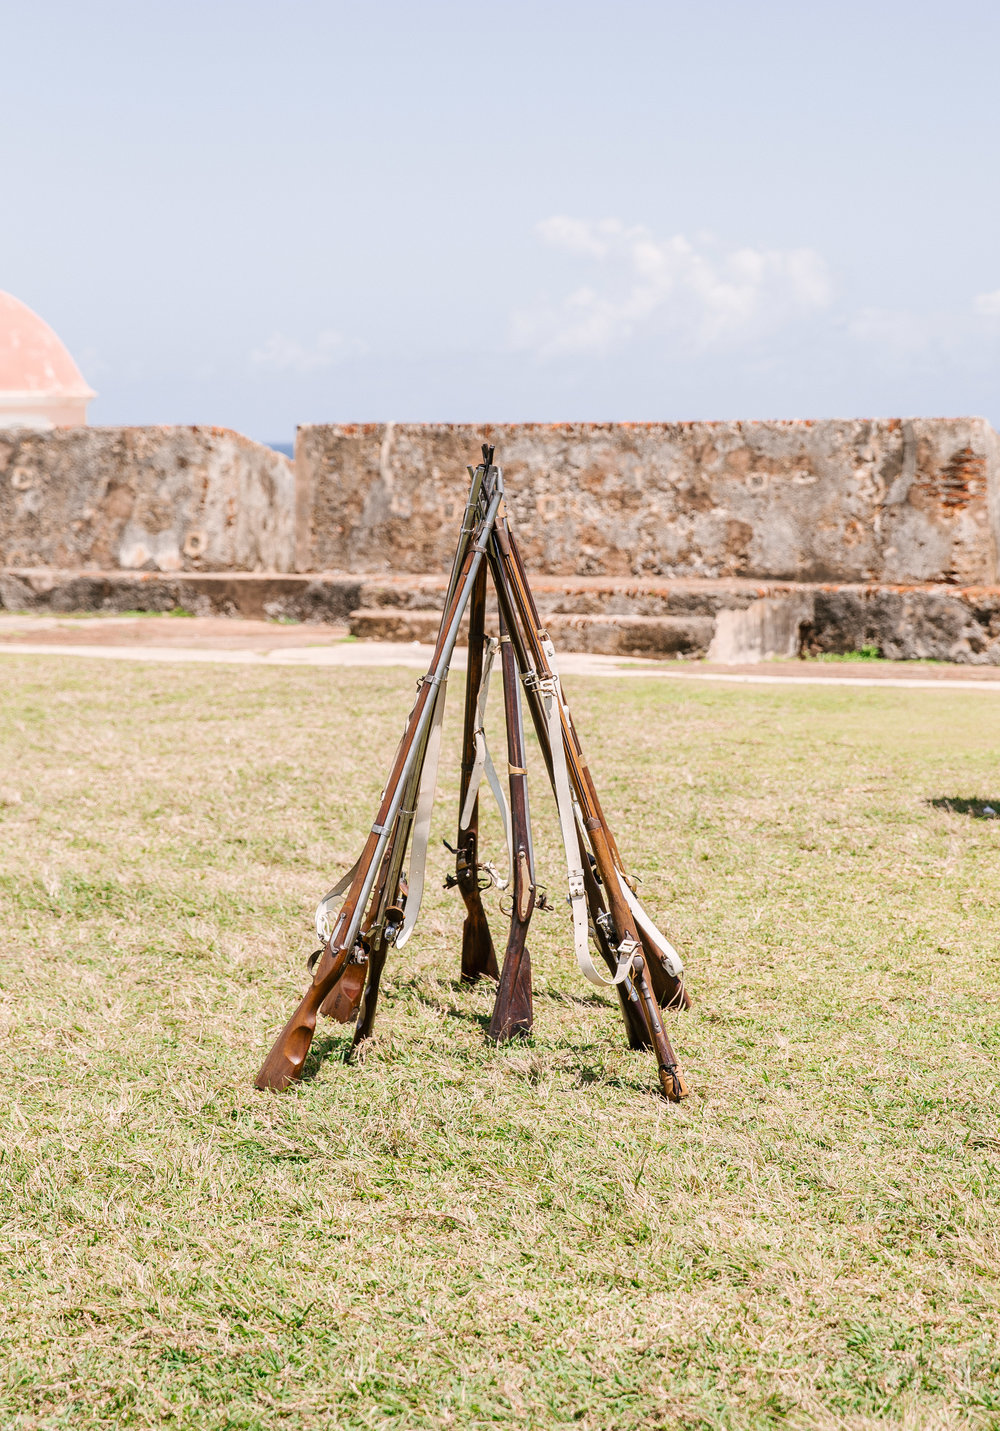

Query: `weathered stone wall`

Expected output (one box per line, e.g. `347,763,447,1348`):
4,419,998,590
0,426,294,572
296,420,1000,584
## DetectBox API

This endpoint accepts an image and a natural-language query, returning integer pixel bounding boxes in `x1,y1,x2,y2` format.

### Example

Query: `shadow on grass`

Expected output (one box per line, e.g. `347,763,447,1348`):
299,1030,353,1082
541,985,614,1008
283,977,666,1099
929,797,1000,819
294,1011,659,1099
400,978,493,1031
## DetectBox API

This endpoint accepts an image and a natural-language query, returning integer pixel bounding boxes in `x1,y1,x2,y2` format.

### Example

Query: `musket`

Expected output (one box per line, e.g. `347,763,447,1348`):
506,526,689,1014
454,557,499,983
487,610,534,1040
354,454,500,1029
323,454,497,1032
488,508,688,1101
318,844,395,1025
254,471,505,1090
484,538,652,1053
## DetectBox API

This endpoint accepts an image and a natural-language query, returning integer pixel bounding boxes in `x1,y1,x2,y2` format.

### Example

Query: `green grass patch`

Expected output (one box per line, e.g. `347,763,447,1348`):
1,656,998,1428
806,649,949,666
108,607,198,619
810,645,883,661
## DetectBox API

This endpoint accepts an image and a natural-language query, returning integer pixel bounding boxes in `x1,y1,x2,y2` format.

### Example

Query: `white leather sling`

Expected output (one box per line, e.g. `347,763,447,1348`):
457,634,513,889
537,638,632,988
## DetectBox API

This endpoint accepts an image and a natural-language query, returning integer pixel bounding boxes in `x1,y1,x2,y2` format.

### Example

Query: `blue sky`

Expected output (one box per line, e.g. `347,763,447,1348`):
3,0,999,440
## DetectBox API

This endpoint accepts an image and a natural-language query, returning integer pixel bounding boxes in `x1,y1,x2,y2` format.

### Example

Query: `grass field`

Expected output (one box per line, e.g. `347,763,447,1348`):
1,655,999,1430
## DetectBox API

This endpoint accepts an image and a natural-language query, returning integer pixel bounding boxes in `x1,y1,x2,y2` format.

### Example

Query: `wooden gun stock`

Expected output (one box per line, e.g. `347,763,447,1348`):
255,941,355,1090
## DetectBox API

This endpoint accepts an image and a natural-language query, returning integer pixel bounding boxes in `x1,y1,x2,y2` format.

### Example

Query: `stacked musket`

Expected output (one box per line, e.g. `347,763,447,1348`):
255,447,691,1101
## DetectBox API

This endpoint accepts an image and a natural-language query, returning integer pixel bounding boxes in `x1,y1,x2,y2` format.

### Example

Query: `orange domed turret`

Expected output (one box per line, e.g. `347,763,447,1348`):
0,291,95,429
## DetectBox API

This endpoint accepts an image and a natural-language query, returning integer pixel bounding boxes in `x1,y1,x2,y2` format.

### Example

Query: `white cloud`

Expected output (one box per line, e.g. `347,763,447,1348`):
249,329,354,373
513,218,833,358
536,216,621,259
845,307,929,356
974,289,1000,318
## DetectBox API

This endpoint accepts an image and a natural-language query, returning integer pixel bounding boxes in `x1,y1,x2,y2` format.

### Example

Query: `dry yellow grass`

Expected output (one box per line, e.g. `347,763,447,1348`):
1,655,998,1429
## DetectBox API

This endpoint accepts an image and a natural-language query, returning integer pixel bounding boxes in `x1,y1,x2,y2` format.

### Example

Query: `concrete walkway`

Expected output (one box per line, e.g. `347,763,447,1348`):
1,614,1000,689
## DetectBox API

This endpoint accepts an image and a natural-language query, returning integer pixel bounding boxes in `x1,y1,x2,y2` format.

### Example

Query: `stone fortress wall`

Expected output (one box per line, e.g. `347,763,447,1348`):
296,420,1000,585
0,425,295,573
3,418,1000,661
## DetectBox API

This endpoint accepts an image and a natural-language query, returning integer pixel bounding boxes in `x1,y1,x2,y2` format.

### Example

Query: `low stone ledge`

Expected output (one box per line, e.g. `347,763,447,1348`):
0,569,361,623
806,587,1000,664
349,607,716,657
539,613,716,657
5,567,1000,663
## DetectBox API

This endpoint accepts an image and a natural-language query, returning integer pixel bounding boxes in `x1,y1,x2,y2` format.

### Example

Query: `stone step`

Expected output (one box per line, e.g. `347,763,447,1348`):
354,573,775,617
0,568,362,623
349,608,716,657
4,567,1000,663
0,567,812,620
